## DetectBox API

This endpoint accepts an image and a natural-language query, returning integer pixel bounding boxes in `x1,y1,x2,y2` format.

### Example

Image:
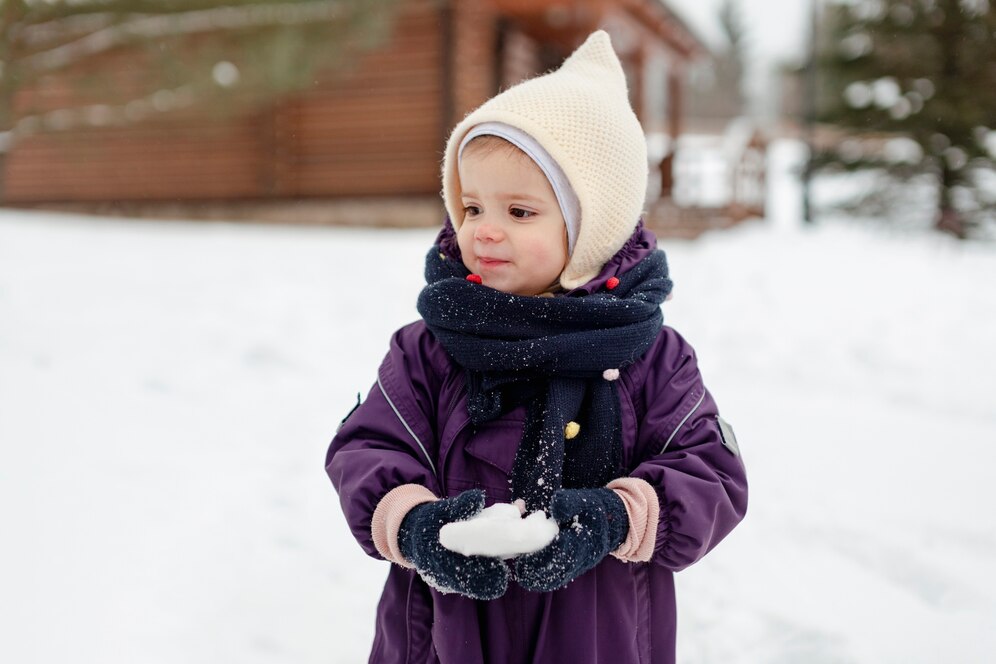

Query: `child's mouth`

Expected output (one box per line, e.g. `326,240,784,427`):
478,257,510,268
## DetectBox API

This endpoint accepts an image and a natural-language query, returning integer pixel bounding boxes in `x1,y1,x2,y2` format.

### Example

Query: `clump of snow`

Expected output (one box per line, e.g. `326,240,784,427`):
440,503,558,559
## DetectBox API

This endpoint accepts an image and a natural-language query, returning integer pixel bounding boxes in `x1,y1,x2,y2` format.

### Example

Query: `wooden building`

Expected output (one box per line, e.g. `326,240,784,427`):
3,0,707,224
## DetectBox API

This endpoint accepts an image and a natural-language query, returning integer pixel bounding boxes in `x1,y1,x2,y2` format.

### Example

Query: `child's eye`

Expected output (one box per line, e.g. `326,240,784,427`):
509,207,535,220
463,205,481,217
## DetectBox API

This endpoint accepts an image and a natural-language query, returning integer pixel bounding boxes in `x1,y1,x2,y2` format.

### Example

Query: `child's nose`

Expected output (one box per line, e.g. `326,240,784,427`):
474,220,504,243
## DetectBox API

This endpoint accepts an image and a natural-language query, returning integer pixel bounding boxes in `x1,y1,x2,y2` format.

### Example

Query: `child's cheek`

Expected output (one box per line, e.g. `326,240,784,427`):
456,228,476,272
531,235,566,271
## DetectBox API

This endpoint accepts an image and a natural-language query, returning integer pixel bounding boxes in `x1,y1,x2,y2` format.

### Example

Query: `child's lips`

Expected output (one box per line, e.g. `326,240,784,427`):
478,257,510,269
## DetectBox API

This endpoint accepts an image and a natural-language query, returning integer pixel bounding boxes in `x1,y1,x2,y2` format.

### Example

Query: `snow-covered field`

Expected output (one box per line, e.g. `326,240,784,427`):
3,166,995,661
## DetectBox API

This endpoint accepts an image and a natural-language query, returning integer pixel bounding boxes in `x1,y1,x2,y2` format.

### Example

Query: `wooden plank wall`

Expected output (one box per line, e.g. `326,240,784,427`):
450,0,498,122
3,1,446,203
3,0,698,208
279,4,445,197
4,120,267,202
499,25,543,90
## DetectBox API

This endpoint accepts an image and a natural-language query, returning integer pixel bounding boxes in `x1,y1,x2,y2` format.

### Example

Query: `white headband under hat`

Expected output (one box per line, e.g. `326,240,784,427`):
442,30,649,290
458,122,582,256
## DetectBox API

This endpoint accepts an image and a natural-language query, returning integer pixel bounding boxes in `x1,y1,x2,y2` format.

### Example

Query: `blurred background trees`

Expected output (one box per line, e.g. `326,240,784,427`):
0,0,399,200
3,0,992,241
812,0,996,238
684,0,747,131
2,0,755,238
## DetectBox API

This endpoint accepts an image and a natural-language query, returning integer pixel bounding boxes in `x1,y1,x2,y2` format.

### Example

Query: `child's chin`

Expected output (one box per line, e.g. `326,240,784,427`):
487,278,525,296
482,274,544,297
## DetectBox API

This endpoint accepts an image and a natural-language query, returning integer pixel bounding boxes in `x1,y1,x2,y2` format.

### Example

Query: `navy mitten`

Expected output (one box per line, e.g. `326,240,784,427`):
398,489,510,600
515,488,629,592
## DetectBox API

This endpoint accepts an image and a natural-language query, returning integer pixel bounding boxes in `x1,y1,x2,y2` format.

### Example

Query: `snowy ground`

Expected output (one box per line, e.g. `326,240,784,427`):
3,156,996,662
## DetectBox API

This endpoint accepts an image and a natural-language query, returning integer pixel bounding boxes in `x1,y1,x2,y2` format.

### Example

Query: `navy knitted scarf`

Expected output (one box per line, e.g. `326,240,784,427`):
417,242,673,513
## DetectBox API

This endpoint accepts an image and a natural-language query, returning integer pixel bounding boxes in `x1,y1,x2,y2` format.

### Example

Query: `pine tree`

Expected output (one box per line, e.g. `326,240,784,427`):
0,0,400,201
814,0,996,238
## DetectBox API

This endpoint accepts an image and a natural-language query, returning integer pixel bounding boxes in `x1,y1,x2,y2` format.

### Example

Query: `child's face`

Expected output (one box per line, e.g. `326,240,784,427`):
456,146,568,296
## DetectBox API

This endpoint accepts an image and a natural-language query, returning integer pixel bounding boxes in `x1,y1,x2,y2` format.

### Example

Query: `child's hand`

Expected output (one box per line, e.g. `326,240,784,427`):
514,488,629,592
398,489,510,600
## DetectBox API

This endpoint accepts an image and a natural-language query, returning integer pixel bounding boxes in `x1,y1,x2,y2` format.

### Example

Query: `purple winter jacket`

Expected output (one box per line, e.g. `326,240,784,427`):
325,226,748,664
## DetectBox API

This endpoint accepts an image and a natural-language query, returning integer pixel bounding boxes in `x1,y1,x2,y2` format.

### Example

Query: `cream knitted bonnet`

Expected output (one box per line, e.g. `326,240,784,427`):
441,30,649,290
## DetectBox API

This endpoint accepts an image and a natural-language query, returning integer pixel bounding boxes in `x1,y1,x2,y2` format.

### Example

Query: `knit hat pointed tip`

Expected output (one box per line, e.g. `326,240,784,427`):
571,30,613,54
564,30,625,77
573,29,611,52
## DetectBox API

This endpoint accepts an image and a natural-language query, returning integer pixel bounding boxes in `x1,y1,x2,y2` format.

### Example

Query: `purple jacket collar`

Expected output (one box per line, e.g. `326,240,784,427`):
434,218,658,296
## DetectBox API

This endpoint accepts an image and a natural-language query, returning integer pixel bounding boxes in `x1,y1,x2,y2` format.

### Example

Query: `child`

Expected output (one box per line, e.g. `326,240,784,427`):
326,31,747,663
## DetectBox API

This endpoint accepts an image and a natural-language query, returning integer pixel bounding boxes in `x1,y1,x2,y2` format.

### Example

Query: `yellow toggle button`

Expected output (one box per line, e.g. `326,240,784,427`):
564,421,580,439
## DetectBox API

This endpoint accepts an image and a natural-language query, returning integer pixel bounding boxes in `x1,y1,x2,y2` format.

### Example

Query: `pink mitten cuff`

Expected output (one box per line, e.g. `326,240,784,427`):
371,484,438,568
607,477,660,562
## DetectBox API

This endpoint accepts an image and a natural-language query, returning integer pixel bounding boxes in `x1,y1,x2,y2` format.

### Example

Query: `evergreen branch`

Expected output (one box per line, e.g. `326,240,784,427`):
17,12,121,49
18,0,346,75
15,0,339,24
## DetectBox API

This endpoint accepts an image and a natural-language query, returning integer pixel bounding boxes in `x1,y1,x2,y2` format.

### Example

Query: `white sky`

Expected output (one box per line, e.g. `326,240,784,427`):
669,0,815,65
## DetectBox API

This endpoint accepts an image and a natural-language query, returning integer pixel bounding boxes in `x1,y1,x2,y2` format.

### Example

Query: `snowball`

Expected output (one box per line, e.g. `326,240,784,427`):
440,503,558,559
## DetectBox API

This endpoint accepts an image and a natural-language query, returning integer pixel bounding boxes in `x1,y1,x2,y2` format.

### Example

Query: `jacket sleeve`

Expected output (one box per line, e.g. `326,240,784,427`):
626,327,748,571
325,322,444,560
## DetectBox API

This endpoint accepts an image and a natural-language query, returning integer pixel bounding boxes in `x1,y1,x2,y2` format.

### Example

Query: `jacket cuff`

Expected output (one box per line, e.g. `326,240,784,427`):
371,484,438,568
607,477,660,562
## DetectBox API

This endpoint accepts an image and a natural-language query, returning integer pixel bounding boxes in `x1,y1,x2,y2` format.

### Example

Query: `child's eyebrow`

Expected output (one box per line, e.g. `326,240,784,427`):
461,191,546,204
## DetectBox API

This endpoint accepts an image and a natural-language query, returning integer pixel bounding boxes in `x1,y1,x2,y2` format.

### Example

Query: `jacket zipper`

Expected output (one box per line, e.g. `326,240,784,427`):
376,375,439,482
659,390,705,454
